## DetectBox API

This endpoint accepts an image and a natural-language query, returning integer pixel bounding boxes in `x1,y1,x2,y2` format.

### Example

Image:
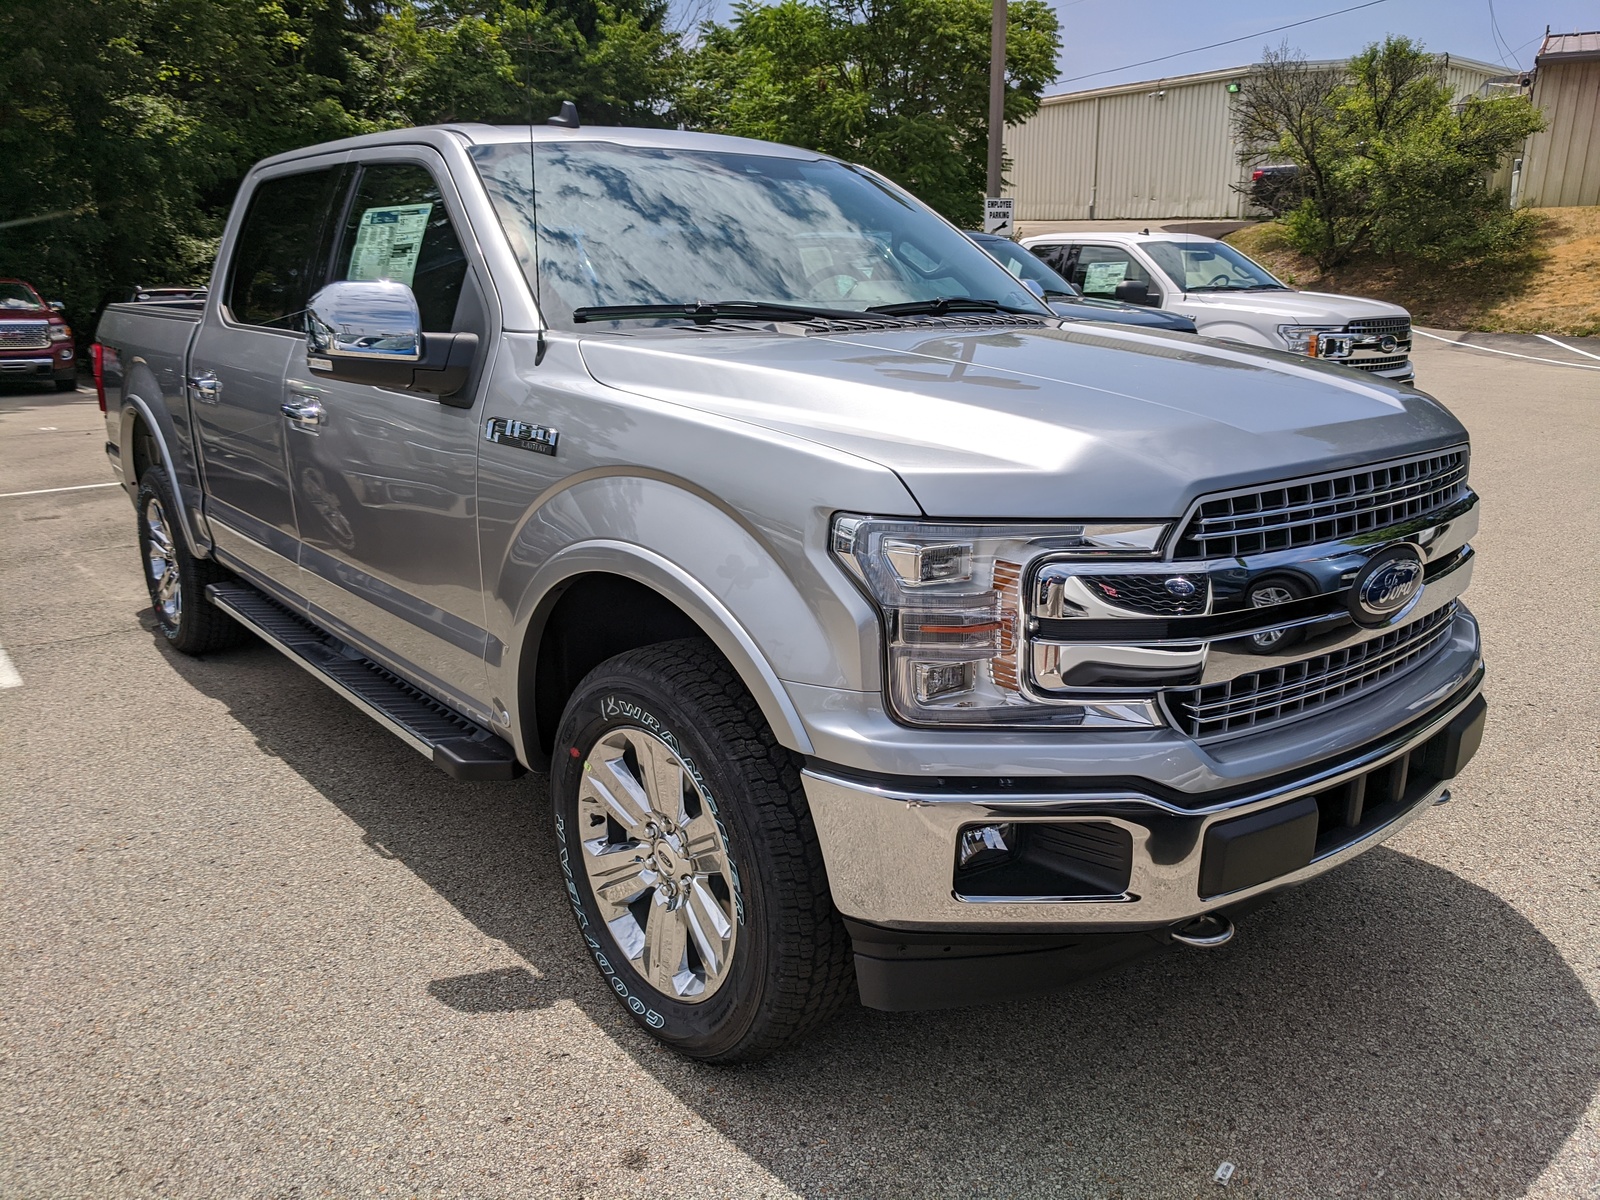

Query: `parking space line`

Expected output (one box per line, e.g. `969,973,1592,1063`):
0,482,120,500
0,645,19,689
1414,329,1600,371
1536,333,1600,363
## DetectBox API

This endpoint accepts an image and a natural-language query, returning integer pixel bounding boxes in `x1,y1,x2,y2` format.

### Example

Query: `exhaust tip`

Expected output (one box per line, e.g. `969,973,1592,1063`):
1170,912,1235,949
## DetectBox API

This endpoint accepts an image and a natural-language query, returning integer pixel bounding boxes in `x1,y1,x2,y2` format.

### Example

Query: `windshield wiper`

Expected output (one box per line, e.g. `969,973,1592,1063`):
572,300,847,324
865,296,1036,317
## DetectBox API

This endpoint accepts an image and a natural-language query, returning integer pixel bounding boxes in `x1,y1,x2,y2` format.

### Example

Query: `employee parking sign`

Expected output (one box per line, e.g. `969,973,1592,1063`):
984,198,1015,236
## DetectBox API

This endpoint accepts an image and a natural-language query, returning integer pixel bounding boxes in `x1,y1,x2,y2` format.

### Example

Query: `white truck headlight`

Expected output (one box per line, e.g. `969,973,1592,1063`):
1277,324,1345,357
831,515,1168,726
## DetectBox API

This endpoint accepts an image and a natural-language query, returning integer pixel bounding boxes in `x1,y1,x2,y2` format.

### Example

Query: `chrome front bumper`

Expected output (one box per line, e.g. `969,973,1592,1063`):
805,615,1483,931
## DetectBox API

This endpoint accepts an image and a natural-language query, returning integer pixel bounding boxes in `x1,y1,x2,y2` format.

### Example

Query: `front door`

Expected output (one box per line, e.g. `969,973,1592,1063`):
280,152,496,712
192,162,346,582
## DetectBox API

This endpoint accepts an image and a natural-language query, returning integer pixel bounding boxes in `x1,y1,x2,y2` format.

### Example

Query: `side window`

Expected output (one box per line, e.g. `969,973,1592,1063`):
331,163,468,333
225,168,344,331
1032,243,1075,276
1067,245,1154,297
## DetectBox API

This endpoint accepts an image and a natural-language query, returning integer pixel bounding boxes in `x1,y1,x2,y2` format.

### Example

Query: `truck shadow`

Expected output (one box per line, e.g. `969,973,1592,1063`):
164,632,1600,1199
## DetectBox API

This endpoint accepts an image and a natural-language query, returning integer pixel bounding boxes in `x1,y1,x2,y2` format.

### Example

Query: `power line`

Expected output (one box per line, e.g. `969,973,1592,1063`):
1056,0,1390,86
1485,0,1521,71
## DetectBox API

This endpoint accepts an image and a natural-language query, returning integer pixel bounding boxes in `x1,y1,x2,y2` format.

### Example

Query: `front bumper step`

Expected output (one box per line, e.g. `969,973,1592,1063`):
206,581,521,781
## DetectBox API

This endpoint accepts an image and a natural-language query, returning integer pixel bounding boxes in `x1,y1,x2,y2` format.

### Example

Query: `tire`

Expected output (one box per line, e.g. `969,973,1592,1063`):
550,638,853,1062
135,466,244,654
54,377,77,392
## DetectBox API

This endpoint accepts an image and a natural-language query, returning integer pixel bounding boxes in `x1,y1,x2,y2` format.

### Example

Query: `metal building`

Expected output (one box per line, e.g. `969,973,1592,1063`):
1517,31,1600,208
1006,56,1506,221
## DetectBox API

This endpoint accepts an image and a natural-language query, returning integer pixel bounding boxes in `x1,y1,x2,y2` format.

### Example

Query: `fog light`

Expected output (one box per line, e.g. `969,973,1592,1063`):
57,347,74,360
958,823,1012,866
912,660,975,702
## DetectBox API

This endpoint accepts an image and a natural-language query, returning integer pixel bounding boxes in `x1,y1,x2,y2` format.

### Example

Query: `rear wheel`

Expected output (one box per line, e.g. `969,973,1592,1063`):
550,639,853,1062
135,466,243,654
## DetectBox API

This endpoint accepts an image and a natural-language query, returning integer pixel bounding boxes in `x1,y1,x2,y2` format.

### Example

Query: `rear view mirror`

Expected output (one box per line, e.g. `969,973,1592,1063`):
306,280,476,401
1113,280,1158,306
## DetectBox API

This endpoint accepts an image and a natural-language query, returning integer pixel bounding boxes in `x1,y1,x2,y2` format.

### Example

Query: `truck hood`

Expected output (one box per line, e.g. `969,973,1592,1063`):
1180,288,1409,326
577,321,1465,519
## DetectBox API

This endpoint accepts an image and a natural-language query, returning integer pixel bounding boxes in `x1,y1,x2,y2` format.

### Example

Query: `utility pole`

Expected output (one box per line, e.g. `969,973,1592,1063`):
986,0,1005,198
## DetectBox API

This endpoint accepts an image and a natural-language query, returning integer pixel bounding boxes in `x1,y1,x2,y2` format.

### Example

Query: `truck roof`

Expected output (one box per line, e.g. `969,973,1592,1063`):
254,123,828,172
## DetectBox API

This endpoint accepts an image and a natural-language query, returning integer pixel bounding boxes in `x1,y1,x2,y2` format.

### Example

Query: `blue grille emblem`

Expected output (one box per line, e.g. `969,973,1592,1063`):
1164,577,1198,598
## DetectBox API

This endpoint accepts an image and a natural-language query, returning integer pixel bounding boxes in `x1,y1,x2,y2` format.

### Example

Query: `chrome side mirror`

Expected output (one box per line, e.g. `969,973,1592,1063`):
306,280,422,363
49,300,66,312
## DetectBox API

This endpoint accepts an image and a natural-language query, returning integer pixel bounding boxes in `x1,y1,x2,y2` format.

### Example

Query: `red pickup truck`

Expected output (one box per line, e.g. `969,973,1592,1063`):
0,278,76,391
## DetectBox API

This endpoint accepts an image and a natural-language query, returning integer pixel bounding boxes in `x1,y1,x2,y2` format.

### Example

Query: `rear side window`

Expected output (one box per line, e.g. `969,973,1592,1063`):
225,168,344,331
330,163,468,333
1067,245,1154,297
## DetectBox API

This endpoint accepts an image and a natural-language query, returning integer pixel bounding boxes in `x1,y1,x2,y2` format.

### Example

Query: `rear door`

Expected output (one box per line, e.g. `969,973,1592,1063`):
191,161,346,584
279,149,497,710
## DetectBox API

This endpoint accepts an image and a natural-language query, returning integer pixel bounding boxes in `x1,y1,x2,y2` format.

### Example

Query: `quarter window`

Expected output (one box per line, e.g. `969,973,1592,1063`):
331,163,468,333
225,168,344,331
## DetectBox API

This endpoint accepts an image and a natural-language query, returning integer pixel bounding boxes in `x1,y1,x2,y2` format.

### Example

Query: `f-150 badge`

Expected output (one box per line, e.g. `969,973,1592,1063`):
485,417,559,456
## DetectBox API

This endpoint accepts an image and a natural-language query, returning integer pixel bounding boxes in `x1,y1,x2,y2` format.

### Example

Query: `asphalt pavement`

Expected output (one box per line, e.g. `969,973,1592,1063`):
2,339,1598,1199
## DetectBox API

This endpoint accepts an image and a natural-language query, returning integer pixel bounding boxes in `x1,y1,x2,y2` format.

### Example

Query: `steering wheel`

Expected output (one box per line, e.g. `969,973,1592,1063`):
804,265,871,300
1206,272,1233,287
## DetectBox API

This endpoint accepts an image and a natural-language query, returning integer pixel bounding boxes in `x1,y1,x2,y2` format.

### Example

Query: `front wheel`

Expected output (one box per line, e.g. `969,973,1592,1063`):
551,639,853,1062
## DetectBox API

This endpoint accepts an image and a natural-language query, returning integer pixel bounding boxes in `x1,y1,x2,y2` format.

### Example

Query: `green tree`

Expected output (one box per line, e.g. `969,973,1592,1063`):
1234,37,1544,268
680,0,1060,226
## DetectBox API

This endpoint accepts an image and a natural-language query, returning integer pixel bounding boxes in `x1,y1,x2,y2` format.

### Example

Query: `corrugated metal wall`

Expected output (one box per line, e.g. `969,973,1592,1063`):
1519,59,1600,207
1008,59,1508,221
1006,72,1250,220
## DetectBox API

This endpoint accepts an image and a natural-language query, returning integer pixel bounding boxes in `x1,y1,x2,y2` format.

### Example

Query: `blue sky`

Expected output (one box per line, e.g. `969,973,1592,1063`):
681,0,1599,93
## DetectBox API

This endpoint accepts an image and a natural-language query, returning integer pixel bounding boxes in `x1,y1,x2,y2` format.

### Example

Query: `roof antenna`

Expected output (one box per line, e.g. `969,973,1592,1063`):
547,101,579,128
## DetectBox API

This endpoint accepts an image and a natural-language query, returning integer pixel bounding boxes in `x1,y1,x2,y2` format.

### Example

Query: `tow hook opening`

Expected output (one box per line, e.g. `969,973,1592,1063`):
1170,912,1235,949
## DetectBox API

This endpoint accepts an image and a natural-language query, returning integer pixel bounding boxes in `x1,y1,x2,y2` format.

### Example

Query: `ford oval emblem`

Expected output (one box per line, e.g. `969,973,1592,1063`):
1349,545,1424,625
1164,577,1198,598
1379,334,1399,354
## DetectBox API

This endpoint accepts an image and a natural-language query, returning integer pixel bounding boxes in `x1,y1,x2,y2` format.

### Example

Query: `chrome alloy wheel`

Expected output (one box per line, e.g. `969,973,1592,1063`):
577,727,737,1003
1249,584,1296,649
143,495,182,628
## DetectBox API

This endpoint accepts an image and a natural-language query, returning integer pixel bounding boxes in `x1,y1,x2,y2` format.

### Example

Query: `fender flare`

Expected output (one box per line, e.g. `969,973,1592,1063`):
509,540,816,758
119,388,212,557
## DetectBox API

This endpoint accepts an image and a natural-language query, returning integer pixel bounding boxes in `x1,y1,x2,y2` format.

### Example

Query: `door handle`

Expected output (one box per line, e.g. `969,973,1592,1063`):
189,372,221,404
280,396,326,428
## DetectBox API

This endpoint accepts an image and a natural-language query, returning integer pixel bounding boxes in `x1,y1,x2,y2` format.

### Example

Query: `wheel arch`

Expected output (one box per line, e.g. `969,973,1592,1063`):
511,547,818,771
118,385,212,557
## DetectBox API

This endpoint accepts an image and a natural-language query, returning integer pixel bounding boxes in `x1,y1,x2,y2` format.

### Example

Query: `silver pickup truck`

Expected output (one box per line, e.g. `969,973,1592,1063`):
96,122,1486,1063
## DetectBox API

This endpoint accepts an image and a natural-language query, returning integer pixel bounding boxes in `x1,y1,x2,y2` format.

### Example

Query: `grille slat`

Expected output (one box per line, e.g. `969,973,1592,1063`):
1167,604,1457,740
1176,449,1468,559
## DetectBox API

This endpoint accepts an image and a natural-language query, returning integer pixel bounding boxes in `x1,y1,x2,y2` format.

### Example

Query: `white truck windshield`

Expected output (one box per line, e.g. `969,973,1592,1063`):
470,141,1047,328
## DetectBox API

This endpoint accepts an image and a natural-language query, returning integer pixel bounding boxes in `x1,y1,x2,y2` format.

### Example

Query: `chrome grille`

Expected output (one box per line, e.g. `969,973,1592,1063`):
1349,355,1410,373
1167,603,1457,740
1347,317,1411,339
1174,448,1468,560
0,323,50,350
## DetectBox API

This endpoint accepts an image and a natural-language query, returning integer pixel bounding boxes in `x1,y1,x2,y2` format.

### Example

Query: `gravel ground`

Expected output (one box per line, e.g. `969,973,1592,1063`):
2,341,1597,1199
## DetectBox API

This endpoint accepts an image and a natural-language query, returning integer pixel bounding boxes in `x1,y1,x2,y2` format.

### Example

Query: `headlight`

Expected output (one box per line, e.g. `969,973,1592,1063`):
1277,324,1349,357
831,514,1168,726
48,324,71,342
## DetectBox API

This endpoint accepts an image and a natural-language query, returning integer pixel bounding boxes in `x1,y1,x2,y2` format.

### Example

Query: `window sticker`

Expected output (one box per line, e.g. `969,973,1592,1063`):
349,203,434,287
1082,260,1129,294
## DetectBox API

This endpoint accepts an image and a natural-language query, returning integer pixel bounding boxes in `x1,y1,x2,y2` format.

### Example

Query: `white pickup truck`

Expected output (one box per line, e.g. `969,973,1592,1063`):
1022,231,1415,383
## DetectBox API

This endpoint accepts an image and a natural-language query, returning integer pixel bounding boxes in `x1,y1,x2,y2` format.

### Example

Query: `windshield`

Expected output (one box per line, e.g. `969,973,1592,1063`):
0,282,42,309
967,234,1081,298
469,141,1048,328
1142,240,1285,292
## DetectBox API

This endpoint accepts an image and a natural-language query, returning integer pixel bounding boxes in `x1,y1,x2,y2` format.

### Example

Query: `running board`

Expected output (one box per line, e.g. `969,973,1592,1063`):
206,581,522,782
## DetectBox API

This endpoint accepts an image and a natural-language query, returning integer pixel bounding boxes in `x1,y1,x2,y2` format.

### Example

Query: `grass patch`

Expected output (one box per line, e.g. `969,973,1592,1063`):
1225,207,1600,337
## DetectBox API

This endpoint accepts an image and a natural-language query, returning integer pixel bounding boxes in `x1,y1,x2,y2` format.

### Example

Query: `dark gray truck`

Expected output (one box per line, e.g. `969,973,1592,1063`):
96,123,1485,1062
